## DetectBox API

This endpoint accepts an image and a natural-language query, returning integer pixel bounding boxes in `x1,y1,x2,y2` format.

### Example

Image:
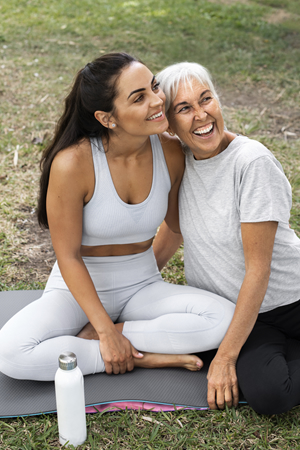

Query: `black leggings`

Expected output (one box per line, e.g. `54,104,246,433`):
237,299,300,415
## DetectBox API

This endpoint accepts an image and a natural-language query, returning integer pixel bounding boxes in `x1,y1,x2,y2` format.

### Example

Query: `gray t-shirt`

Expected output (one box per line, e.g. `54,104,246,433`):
179,135,300,313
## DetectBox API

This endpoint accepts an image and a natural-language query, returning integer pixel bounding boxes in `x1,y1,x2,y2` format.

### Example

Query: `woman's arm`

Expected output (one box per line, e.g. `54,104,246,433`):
47,144,142,375
153,221,183,271
207,221,278,409
153,133,184,270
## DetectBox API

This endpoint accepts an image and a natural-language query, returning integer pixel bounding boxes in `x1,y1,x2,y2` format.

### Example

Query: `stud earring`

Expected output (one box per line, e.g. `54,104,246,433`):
111,123,116,128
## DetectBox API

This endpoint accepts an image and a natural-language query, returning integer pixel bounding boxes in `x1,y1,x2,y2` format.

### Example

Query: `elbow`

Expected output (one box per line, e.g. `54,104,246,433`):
246,262,272,283
56,252,83,269
165,222,183,237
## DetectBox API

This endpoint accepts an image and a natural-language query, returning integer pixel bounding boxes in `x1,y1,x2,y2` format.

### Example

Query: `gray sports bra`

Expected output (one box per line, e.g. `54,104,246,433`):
81,134,171,246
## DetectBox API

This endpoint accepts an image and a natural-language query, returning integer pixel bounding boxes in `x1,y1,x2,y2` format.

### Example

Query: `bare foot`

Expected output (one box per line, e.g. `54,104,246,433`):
77,323,203,372
134,353,203,372
77,322,98,340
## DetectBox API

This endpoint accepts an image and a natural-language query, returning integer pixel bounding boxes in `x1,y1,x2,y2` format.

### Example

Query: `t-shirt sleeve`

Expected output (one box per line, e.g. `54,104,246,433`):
238,155,292,223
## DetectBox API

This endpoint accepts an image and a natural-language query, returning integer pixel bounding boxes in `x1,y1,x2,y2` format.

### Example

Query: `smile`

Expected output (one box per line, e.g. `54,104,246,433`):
147,111,163,121
193,123,214,136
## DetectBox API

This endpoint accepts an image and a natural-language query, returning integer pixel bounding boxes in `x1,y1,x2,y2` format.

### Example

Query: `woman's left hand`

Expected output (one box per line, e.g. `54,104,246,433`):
207,355,239,409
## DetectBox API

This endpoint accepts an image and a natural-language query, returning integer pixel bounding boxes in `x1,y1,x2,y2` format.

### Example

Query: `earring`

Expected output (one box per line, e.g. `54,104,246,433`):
168,131,175,136
111,123,116,128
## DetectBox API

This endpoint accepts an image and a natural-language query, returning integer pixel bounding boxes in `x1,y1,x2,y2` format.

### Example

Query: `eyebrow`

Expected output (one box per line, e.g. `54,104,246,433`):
173,89,211,111
127,75,156,100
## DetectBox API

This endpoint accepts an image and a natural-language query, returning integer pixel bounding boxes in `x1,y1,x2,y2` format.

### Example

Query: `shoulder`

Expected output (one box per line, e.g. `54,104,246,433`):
231,135,274,162
227,135,283,172
158,133,185,184
49,138,94,202
159,132,184,157
232,138,290,200
51,138,93,177
158,133,185,185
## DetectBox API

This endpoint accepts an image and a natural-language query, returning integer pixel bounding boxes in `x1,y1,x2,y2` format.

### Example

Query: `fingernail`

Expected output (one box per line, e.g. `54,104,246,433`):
137,352,144,357
196,362,202,368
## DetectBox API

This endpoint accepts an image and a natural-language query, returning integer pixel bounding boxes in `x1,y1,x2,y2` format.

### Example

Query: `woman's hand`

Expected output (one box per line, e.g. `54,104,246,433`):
99,328,143,374
207,355,239,409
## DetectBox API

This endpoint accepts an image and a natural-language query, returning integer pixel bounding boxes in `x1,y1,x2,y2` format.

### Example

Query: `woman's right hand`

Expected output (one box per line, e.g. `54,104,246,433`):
99,327,143,374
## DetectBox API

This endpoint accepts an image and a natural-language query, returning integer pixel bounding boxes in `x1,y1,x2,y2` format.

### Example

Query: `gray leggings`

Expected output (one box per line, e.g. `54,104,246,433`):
0,248,235,381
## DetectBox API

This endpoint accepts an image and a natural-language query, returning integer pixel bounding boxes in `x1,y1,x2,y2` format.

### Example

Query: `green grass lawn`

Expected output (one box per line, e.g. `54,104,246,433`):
0,0,300,448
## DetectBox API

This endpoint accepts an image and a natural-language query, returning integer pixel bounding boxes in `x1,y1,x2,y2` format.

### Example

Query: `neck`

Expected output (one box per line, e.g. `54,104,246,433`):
192,131,237,161
103,133,150,158
222,131,237,150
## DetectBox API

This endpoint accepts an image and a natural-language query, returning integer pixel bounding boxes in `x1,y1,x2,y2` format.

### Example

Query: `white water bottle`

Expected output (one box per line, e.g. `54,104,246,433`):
55,352,87,447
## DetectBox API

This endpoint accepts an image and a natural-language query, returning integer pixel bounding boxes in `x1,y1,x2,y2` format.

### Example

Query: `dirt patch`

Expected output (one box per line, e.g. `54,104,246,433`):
266,10,294,24
219,83,300,137
14,211,55,285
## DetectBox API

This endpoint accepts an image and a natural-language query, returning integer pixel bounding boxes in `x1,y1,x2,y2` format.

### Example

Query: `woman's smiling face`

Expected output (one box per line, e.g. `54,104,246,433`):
168,78,228,160
112,62,168,137
94,61,169,139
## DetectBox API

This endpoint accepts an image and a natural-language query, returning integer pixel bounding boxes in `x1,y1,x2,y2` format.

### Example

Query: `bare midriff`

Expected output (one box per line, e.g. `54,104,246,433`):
80,237,154,257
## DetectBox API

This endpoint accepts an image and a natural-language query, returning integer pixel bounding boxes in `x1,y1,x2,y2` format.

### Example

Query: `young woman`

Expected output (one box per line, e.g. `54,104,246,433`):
155,61,300,414
0,53,235,381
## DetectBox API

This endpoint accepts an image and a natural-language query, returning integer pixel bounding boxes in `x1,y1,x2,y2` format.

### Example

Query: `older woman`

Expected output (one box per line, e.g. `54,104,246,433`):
155,62,300,415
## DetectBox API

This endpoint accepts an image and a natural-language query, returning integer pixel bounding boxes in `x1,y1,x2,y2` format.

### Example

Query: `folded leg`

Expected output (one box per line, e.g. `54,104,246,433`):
237,321,300,414
0,290,105,381
119,280,235,354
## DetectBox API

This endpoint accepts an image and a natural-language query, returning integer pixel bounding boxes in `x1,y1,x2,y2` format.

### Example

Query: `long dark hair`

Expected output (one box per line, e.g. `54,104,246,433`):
37,52,139,228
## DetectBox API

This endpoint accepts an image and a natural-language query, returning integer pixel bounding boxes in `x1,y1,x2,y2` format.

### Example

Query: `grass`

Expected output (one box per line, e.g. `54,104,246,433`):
2,406,300,449
0,0,300,447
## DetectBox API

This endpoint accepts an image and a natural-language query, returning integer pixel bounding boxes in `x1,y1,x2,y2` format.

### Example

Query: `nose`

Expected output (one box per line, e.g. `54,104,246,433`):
150,91,164,108
194,105,207,121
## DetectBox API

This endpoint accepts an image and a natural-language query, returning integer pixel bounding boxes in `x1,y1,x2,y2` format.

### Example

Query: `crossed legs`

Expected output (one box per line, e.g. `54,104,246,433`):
0,281,234,381
0,249,235,381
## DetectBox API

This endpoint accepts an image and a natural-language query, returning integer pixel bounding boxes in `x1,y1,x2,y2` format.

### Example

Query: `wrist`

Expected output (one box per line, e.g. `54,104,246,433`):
215,348,239,365
216,330,245,363
94,318,115,337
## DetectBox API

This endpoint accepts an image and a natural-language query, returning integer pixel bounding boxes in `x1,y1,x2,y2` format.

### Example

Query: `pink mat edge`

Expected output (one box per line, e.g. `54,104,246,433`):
85,401,208,413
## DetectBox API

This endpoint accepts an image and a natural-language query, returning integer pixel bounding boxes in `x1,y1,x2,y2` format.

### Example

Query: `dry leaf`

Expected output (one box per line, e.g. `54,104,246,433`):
142,416,162,425
40,94,49,103
13,146,19,167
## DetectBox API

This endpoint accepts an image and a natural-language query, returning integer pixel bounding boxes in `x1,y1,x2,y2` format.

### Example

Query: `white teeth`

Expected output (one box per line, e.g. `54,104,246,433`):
193,124,213,135
148,111,162,120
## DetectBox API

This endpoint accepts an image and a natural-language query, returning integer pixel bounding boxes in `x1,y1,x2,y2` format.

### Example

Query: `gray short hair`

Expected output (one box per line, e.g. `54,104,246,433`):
156,62,220,115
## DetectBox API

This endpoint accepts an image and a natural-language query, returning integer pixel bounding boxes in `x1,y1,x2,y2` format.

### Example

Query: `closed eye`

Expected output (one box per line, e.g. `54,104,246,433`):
134,94,144,103
201,96,212,103
177,105,190,113
134,81,160,103
152,82,160,91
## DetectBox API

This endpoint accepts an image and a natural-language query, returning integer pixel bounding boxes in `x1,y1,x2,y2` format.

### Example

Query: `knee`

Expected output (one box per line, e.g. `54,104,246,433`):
205,297,235,337
0,327,32,379
237,363,294,415
0,326,16,358
241,383,293,415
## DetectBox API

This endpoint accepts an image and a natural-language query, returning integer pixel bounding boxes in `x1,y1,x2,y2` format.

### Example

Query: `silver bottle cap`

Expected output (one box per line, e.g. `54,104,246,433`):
58,352,77,371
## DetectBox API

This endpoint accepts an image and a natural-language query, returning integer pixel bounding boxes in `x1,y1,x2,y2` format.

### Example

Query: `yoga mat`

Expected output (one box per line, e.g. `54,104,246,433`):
0,290,244,418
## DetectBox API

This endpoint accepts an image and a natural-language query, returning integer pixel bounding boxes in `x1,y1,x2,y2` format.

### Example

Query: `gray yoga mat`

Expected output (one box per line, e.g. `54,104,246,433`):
0,290,243,418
